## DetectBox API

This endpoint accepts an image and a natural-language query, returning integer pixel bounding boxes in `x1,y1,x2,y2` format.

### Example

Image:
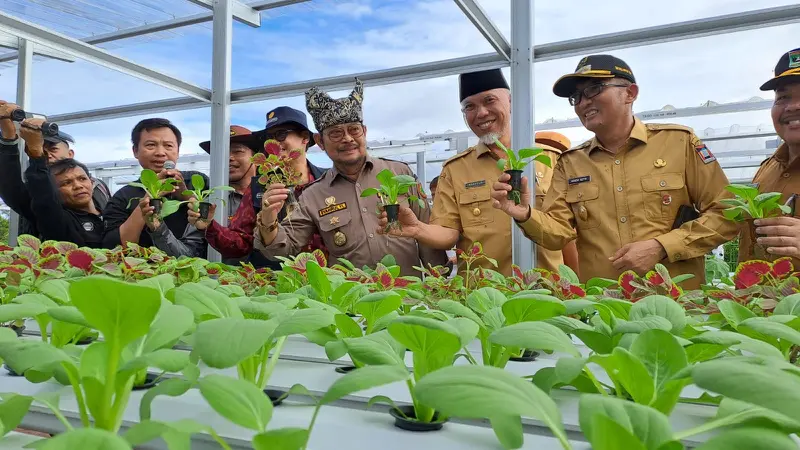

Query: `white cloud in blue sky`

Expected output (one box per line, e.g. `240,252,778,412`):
0,0,797,181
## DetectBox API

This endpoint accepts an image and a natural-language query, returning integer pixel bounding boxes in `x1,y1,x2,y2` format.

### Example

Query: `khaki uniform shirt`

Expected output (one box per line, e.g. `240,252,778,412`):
519,118,737,290
535,146,566,272
255,156,447,276
738,143,800,267
431,143,566,275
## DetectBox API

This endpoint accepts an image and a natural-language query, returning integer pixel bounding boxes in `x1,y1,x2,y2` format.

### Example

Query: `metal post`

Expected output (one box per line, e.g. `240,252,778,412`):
416,151,427,193
8,38,32,246
207,0,233,262
510,0,535,271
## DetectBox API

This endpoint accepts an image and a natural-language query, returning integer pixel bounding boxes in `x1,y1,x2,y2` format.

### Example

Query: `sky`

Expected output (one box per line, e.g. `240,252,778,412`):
0,0,798,182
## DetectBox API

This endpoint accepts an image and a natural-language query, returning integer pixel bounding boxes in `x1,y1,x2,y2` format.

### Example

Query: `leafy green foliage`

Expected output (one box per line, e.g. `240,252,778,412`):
360,168,425,208
721,184,790,222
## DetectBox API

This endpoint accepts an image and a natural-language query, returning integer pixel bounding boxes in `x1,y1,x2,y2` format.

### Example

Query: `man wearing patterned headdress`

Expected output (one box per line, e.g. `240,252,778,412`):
253,78,448,275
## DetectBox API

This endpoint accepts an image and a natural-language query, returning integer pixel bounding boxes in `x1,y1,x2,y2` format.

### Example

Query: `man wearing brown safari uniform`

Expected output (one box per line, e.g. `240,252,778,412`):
375,69,578,276
254,78,447,275
739,48,800,266
491,55,736,289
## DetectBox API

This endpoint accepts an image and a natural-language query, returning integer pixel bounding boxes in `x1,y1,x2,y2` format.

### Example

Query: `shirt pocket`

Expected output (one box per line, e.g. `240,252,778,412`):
318,208,356,251
640,172,686,221
458,188,495,228
565,183,600,230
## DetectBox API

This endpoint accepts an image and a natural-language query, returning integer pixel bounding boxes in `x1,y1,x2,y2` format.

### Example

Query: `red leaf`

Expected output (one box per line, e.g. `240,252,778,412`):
618,271,637,297
251,152,267,165
55,242,79,254
264,140,282,156
40,246,59,258
734,260,771,289
37,255,62,270
669,285,682,300
67,249,94,271
569,285,586,297
0,245,11,252
17,235,41,251
207,268,220,275
470,243,482,256
707,289,735,300
312,249,327,268
645,270,664,285
771,257,794,278
0,265,26,274
394,278,412,288
379,271,393,288
512,265,523,279
288,150,302,160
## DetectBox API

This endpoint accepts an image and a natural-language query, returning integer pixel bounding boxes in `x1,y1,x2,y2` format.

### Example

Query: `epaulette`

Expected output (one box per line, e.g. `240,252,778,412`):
563,140,592,154
378,156,412,169
760,155,774,167
645,123,694,133
441,146,477,167
299,172,328,193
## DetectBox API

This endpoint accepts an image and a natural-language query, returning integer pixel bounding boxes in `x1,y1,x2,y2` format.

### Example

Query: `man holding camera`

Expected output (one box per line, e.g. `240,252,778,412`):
0,101,110,240
0,107,102,247
102,118,207,257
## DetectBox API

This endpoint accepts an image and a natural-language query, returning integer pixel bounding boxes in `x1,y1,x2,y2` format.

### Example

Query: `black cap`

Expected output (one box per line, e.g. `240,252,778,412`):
552,55,636,98
459,69,509,102
760,48,800,91
254,106,315,148
44,130,75,146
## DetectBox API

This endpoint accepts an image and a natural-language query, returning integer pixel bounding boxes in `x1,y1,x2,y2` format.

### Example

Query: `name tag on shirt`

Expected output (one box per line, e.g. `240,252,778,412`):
465,180,486,189
319,202,347,217
568,176,591,185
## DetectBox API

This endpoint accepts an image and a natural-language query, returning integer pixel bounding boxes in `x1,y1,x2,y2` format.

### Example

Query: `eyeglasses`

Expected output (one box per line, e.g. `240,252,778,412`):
264,129,298,142
568,83,629,106
325,124,364,142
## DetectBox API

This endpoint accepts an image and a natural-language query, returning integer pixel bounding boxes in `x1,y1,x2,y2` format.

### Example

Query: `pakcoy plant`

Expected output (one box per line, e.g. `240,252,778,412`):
126,169,182,218
722,184,791,260
360,168,424,229
494,137,552,205
182,173,235,219
252,139,303,217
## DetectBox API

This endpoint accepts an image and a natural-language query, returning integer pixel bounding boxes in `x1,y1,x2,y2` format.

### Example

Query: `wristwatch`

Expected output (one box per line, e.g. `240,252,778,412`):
257,212,279,233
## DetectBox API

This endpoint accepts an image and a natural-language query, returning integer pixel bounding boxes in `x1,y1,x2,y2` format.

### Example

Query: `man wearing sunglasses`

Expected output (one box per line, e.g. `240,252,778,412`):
254,78,447,275
491,55,735,289
189,109,326,268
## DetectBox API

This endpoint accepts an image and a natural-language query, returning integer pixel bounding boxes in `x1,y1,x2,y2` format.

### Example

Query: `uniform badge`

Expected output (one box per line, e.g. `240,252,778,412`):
325,196,336,206
334,231,347,246
472,207,481,216
330,216,340,226
319,202,347,217
662,194,672,205
694,144,716,164
465,180,486,189
82,222,94,232
568,176,591,185
654,159,666,168
790,49,800,68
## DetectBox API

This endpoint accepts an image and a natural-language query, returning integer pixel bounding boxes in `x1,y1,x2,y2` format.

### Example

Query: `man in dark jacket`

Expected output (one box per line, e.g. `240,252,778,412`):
7,117,103,247
0,101,109,239
102,118,208,257
188,107,327,269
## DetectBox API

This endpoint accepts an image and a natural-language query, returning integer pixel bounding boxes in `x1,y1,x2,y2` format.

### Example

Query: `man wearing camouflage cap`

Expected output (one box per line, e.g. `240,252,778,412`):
254,78,447,274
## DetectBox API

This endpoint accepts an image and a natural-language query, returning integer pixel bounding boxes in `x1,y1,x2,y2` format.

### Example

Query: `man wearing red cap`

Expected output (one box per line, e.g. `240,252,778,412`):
740,48,800,265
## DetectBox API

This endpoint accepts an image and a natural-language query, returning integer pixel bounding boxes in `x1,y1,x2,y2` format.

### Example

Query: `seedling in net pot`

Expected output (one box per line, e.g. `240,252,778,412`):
494,138,552,205
183,174,235,220
252,139,304,218
721,184,791,259
360,168,425,230
127,169,182,218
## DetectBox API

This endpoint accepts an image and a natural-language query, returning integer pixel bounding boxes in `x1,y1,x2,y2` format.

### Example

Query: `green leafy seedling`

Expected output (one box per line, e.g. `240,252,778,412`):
721,184,790,222
182,173,235,212
360,168,425,209
126,169,184,218
494,138,552,205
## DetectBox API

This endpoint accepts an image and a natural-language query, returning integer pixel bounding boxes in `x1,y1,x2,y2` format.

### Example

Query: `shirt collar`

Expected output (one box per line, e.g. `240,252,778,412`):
327,156,374,186
774,142,790,165
586,117,649,153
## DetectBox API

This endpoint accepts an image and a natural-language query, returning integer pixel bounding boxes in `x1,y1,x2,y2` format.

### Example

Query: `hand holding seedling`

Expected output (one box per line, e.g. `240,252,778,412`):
376,205,423,238
610,239,667,274
158,167,189,199
187,198,216,231
260,183,290,224
138,195,161,231
755,216,800,258
491,172,532,221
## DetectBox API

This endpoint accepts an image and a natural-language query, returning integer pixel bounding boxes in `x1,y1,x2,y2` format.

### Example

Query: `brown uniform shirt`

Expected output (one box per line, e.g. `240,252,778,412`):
519,119,737,290
738,143,800,267
430,143,566,275
255,156,447,276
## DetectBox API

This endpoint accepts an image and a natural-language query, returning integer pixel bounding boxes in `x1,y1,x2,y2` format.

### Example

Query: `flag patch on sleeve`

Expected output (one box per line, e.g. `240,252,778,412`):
694,144,716,164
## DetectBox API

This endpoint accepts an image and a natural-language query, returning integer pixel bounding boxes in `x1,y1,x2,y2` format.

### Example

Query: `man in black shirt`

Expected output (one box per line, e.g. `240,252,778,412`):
11,118,103,247
102,118,208,257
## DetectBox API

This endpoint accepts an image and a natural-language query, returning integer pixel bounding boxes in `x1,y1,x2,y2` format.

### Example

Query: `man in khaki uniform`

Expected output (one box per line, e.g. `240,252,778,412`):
491,55,737,289
740,48,800,265
376,69,578,275
254,78,446,275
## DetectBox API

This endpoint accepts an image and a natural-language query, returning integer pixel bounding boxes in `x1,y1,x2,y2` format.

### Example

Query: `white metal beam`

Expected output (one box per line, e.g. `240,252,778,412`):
510,0,535,272
0,34,74,63
185,0,261,27
0,11,212,101
8,39,32,247
0,0,309,63
453,0,511,61
534,4,800,62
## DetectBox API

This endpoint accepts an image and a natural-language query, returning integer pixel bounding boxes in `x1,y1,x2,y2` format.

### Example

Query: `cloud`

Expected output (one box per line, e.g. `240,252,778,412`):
0,0,795,188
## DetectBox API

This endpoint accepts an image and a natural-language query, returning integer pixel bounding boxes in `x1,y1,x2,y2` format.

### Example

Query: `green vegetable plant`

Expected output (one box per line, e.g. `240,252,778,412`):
722,184,790,259
127,169,183,219
360,169,424,230
494,138,552,205
182,173,235,219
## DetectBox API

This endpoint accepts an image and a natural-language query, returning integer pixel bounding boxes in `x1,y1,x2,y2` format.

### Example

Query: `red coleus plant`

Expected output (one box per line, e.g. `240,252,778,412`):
507,265,586,299
613,264,683,302
346,264,415,291
707,257,799,312
280,249,328,276
252,139,304,187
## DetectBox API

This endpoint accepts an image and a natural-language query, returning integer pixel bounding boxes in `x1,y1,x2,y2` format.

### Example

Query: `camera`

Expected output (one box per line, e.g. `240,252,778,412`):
9,109,59,137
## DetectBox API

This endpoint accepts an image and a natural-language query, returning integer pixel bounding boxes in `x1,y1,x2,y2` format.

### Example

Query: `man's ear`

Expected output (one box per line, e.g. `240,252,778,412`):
361,124,368,137
314,133,324,151
68,149,75,158
627,83,639,103
132,145,138,157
